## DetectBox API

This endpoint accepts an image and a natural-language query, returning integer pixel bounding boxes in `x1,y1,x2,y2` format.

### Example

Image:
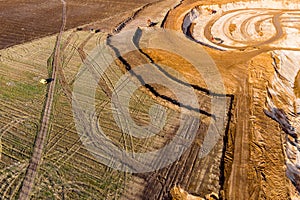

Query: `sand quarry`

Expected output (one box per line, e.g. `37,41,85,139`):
0,0,300,199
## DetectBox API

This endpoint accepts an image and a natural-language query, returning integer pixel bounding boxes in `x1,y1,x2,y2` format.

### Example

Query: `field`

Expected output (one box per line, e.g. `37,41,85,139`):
0,0,158,49
1,0,300,199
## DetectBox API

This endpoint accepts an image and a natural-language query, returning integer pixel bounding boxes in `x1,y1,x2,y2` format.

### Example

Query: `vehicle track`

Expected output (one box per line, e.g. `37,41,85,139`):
181,2,300,199
99,1,233,198
161,1,300,198
201,8,300,50
18,0,67,199
227,81,250,200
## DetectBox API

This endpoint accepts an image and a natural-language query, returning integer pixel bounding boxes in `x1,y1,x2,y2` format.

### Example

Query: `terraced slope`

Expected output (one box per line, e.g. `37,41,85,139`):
1,0,300,199
165,0,300,199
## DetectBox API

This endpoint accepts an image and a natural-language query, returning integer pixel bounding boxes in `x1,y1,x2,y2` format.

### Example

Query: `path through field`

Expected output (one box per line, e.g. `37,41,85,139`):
18,0,67,199
2,0,300,199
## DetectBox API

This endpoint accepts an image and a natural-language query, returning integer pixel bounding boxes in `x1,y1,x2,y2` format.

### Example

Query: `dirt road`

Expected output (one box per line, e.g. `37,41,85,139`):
18,0,67,199
227,81,250,200
0,0,158,50
164,0,300,199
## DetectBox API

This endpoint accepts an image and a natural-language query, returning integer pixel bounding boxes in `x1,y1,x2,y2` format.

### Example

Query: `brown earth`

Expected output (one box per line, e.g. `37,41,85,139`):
0,0,297,199
0,0,158,50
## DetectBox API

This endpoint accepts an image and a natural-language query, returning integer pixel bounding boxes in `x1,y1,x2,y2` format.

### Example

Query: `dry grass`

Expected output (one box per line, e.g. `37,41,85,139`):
0,23,221,198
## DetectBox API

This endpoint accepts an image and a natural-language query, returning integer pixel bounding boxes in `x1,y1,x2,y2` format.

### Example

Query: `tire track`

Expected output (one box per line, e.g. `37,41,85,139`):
18,0,67,199
227,81,250,200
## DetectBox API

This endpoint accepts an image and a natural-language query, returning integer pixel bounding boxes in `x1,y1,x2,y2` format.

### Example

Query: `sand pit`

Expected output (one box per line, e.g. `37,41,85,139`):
182,0,300,198
1,0,300,199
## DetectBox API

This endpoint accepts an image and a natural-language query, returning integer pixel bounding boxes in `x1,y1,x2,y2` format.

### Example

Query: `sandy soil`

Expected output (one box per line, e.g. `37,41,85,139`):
165,0,300,199
1,0,300,199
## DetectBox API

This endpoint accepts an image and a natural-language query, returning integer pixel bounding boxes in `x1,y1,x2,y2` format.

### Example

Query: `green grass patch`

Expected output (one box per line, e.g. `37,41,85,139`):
0,78,46,101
